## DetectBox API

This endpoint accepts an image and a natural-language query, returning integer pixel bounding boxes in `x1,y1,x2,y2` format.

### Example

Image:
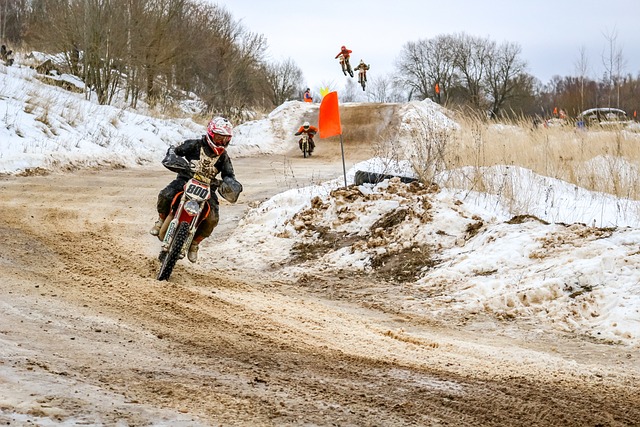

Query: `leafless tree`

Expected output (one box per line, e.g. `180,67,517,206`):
453,33,493,109
396,36,456,103
574,45,589,112
14,0,300,116
188,3,268,118
340,78,359,102
366,74,404,103
396,40,432,101
602,27,626,108
28,0,129,105
484,41,527,118
264,58,303,106
0,0,29,44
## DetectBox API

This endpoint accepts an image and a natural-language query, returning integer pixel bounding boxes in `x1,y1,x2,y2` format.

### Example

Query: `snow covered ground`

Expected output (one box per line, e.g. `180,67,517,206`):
1,58,639,349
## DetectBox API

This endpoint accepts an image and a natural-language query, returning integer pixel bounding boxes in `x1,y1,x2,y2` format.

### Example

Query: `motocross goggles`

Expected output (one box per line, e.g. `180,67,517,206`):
207,133,231,147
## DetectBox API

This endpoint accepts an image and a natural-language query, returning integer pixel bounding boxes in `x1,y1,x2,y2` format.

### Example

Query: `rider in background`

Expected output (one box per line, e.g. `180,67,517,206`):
303,88,313,103
150,116,242,262
295,121,318,154
335,45,353,74
354,59,370,81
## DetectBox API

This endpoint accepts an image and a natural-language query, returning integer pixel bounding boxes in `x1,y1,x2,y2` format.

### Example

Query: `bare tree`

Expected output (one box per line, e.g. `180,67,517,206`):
190,3,268,118
453,33,493,109
395,40,432,100
601,27,626,108
396,36,456,102
136,0,189,103
574,45,589,112
425,35,457,104
366,74,404,103
22,0,377,116
484,41,527,118
340,78,359,102
0,0,29,44
264,58,303,106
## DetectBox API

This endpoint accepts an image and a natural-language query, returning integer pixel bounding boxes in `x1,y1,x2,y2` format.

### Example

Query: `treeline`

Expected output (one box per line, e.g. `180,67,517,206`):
1,0,304,120
2,1,638,120
538,74,640,119
391,33,639,119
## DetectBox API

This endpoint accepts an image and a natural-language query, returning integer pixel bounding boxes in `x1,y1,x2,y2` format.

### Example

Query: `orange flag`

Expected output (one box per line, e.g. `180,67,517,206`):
435,83,440,94
319,91,342,138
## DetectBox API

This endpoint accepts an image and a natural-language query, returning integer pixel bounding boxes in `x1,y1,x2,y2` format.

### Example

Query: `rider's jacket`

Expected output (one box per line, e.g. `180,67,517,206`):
174,137,236,182
295,126,318,139
335,48,352,59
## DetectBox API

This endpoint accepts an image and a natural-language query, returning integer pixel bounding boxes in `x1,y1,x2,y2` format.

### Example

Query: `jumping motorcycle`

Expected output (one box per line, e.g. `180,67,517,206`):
155,148,240,281
358,71,366,91
338,54,353,78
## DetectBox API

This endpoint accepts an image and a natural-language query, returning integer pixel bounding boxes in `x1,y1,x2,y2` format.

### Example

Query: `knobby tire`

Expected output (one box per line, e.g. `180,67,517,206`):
157,221,190,281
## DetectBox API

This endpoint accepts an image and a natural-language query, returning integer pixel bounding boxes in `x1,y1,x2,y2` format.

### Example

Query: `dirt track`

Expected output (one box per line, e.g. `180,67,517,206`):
1,108,640,426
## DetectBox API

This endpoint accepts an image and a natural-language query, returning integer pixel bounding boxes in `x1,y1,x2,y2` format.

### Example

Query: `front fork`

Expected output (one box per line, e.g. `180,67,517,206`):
160,208,202,258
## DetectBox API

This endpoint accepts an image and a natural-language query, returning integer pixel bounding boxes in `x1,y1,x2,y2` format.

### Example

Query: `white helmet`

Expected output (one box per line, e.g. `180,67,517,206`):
303,121,310,128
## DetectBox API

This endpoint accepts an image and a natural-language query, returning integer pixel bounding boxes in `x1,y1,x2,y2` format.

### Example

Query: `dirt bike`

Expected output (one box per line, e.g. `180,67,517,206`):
155,150,213,281
358,71,366,91
300,133,311,158
338,54,354,78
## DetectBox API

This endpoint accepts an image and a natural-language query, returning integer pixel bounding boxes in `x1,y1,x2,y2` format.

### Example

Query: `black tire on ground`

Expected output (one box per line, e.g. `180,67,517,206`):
157,221,190,281
354,170,418,186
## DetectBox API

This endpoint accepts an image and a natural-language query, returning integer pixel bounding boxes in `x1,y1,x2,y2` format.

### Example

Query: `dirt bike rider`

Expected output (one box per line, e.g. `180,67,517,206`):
150,116,242,263
295,121,318,154
353,59,370,82
335,45,353,75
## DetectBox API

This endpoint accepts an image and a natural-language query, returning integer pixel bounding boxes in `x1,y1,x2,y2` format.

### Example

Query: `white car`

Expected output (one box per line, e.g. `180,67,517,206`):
577,107,633,127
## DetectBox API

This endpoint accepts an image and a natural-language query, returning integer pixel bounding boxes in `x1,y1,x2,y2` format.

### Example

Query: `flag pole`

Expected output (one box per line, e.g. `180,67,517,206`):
339,134,347,188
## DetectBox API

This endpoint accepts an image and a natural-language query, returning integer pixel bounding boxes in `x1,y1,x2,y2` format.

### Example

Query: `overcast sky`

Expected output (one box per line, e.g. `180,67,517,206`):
217,0,640,93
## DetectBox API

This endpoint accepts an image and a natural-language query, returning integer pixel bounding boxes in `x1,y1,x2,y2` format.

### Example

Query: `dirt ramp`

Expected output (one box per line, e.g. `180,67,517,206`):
291,103,401,158
340,103,401,144
297,103,402,161
298,103,400,143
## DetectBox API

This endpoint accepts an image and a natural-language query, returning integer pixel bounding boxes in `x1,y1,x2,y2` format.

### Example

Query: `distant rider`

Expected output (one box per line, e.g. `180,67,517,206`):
295,121,318,154
353,60,370,82
150,116,242,262
335,45,353,75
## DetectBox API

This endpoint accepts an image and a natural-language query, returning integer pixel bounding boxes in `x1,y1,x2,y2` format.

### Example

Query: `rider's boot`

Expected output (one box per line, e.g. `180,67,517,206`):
187,240,200,263
149,215,165,236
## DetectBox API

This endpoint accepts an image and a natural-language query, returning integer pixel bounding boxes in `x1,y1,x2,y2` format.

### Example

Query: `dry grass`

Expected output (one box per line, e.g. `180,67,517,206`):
439,114,640,201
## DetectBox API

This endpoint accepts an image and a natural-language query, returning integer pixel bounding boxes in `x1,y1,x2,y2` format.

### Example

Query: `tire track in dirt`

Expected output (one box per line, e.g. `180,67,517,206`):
0,130,639,425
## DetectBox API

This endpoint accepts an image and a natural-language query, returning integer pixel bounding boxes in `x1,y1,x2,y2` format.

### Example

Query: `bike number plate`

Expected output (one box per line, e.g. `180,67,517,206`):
184,179,210,201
